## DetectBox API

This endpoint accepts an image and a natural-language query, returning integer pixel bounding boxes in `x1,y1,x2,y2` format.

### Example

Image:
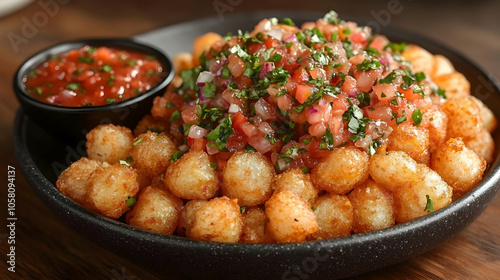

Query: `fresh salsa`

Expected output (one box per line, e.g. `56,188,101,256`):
162,11,446,172
24,45,164,107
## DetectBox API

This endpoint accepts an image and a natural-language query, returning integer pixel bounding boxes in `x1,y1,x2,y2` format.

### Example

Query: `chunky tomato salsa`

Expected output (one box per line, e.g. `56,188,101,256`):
162,12,447,172
24,45,164,107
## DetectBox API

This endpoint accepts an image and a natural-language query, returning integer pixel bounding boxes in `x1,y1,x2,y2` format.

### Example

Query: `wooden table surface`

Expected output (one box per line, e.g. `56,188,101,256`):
1,0,499,279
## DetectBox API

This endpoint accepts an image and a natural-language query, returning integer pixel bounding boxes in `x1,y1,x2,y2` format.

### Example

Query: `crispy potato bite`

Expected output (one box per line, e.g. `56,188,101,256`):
465,128,495,164
430,54,455,79
192,32,223,67
434,72,471,99
165,150,219,200
311,193,353,240
56,157,108,208
173,52,193,74
431,138,487,199
369,151,420,192
222,151,275,206
424,106,448,154
348,180,395,234
387,122,430,164
394,165,452,223
133,114,170,137
272,168,319,203
442,96,483,141
126,186,182,235
87,164,140,219
265,189,318,243
189,197,243,243
130,131,177,178
471,96,497,133
310,147,369,194
241,207,269,244
401,44,434,76
176,200,208,237
86,124,134,164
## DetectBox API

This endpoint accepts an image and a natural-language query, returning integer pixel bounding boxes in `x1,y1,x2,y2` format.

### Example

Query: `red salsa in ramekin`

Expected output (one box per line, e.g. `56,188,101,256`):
23,45,165,107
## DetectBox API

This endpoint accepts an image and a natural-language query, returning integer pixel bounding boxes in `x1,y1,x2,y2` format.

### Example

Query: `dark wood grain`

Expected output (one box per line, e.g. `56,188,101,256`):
0,0,499,279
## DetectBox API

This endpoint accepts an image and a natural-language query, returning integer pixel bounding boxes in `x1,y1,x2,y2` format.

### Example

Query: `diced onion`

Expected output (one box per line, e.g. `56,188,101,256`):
188,125,209,139
196,71,214,85
206,143,219,155
284,34,298,44
255,98,272,120
268,29,283,41
259,63,274,79
228,104,241,114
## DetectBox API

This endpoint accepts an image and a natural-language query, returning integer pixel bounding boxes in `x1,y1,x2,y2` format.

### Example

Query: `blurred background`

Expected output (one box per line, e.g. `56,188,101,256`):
0,0,499,279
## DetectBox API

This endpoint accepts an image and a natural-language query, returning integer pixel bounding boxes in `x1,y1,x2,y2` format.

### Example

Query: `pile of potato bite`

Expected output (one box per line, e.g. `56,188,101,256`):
57,15,496,244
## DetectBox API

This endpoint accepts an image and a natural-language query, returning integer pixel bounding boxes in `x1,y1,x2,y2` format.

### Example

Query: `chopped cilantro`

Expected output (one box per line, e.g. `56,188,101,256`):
102,64,112,73
165,102,175,109
268,53,283,63
412,108,423,126
125,196,136,208
66,83,80,91
206,115,234,151
169,151,185,162
384,42,408,53
415,72,426,82
179,66,201,91
356,58,382,71
78,56,94,64
319,127,334,151
378,71,399,84
203,82,216,98
396,111,407,125
169,110,181,122
280,17,295,26
357,92,371,107
133,138,143,146
433,87,447,99
425,195,434,212
323,10,342,24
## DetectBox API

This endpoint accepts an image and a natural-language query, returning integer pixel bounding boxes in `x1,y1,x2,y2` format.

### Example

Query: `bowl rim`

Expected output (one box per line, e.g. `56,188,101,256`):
13,37,175,113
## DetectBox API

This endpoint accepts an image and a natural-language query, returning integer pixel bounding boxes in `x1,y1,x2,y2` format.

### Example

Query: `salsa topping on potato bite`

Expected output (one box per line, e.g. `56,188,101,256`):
160,11,448,172
56,11,496,243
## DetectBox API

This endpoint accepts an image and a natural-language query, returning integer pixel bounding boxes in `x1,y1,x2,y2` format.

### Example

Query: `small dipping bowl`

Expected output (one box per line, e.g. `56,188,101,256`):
13,38,175,143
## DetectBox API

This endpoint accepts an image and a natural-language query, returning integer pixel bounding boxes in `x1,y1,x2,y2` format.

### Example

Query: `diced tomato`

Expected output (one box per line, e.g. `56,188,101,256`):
231,112,249,134
308,67,326,80
398,86,423,102
369,38,385,52
247,42,264,54
228,53,246,77
188,137,207,151
264,38,280,49
295,84,313,104
349,32,368,45
292,67,309,84
226,132,246,151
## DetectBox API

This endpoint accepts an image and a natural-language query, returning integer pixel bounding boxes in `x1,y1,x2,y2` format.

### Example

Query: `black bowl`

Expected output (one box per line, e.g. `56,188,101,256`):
13,38,175,144
13,12,500,280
